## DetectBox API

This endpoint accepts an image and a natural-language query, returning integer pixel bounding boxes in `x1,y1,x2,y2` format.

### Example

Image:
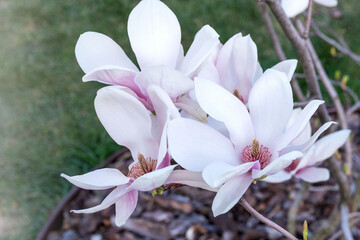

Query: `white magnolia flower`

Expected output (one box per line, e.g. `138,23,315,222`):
281,0,338,18
167,69,330,216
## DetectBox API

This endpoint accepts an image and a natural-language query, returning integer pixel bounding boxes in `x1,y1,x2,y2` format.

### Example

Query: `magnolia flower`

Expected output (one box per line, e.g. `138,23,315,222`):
62,85,213,226
75,0,219,119
167,69,331,216
281,0,338,18
265,109,350,183
198,33,298,104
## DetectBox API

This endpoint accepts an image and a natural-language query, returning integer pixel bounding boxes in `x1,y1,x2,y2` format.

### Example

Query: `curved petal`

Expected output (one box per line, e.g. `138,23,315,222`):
128,0,181,69
233,34,258,102
197,62,220,84
95,86,158,159
134,66,194,100
83,65,141,94
248,69,293,149
295,167,330,183
75,31,138,74
271,59,298,81
195,78,254,152
203,161,258,188
281,0,309,18
71,185,129,214
262,170,292,183
180,25,220,76
310,129,350,165
212,174,253,216
314,0,337,7
175,96,207,122
130,165,177,192
287,108,312,146
276,100,324,151
115,190,138,226
252,151,303,179
61,168,129,190
168,118,238,172
165,170,217,191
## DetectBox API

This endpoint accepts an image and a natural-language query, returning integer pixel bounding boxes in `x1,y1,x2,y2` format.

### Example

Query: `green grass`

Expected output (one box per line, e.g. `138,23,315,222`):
0,0,359,239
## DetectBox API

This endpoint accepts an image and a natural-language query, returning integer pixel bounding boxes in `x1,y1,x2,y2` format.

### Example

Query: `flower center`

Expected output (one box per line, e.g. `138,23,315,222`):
242,139,272,169
128,153,157,179
285,158,300,172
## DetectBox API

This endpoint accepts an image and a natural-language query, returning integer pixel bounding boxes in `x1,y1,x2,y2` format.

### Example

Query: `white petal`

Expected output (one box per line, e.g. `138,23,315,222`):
175,96,207,122
168,118,238,172
253,62,263,83
72,185,129,214
233,34,258,102
314,0,337,7
276,100,324,151
252,151,303,179
287,108,312,146
248,69,293,149
203,162,258,188
310,129,351,164
128,0,181,69
95,86,158,160
61,169,129,190
295,167,330,183
180,25,220,76
212,174,253,216
75,31,138,74
165,170,217,191
115,190,138,226
195,78,254,152
281,0,309,18
130,165,177,191
262,171,292,183
271,59,298,81
197,62,221,84
134,66,194,100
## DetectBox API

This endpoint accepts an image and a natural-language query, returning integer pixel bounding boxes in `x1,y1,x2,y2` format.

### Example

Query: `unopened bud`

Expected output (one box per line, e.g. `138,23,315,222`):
303,220,308,240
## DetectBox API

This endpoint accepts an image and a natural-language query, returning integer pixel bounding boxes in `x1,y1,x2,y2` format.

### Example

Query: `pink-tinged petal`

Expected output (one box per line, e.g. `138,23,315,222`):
195,78,254,152
287,108,312,146
128,0,181,69
203,162,258,188
233,34,258,102
130,165,177,192
72,185,129,214
248,69,293,149
83,66,141,94
271,59,298,81
134,66,194,100
95,86,158,160
212,174,253,216
75,32,138,74
262,171,292,183
175,96,207,123
276,100,324,151
295,167,330,183
61,169,129,190
252,151,303,179
314,0,337,7
216,33,242,91
115,190,138,226
165,170,217,191
309,129,351,165
294,147,314,172
180,25,220,76
281,0,309,18
168,118,238,172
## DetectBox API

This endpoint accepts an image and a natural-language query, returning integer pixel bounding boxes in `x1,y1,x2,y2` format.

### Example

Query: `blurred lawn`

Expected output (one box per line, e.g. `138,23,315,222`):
0,0,359,239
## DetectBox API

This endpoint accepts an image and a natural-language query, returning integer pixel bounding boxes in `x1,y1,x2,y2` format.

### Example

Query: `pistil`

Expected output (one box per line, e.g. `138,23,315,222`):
128,153,157,179
242,139,272,169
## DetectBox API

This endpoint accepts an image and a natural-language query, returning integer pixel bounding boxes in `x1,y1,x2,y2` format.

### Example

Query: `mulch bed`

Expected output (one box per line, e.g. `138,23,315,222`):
44,151,342,240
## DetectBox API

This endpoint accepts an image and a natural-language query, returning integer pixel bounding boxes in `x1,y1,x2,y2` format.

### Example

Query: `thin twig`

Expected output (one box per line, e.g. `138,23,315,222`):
303,0,313,39
239,198,298,240
257,2,306,102
288,182,310,235
347,102,360,116
330,80,360,103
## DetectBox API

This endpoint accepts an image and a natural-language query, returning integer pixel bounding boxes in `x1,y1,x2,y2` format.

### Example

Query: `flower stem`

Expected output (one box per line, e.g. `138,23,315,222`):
239,198,298,240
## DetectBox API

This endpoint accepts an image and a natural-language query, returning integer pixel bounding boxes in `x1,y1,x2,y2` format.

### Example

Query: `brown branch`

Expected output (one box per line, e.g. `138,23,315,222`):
302,0,313,39
239,198,298,240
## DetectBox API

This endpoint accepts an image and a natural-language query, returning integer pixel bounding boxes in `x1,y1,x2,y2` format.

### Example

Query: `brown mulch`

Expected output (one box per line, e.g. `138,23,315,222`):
45,151,341,240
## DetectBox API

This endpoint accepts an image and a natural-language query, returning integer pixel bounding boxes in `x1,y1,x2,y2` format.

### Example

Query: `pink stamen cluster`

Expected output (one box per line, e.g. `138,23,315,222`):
242,139,272,169
285,158,300,172
128,153,157,179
